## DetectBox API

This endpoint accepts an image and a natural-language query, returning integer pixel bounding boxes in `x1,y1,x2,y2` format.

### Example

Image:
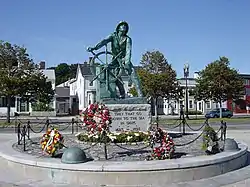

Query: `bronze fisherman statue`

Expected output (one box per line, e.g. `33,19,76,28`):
87,21,143,99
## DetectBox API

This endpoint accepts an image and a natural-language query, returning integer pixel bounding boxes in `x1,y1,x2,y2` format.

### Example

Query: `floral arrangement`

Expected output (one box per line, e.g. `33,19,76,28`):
41,128,64,156
77,131,150,144
81,103,112,134
148,128,175,160
202,125,220,154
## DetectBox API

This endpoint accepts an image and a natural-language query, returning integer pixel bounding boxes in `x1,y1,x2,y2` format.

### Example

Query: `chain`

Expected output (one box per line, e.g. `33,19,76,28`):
186,122,207,131
164,121,182,130
175,131,204,147
29,123,47,133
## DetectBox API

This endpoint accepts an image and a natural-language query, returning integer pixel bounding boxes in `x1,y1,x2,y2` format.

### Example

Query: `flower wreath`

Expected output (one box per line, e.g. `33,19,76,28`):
150,128,175,160
41,128,64,156
81,103,112,134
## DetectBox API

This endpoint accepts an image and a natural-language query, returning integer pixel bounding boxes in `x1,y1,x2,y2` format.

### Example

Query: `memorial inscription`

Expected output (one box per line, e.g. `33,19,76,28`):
108,104,151,132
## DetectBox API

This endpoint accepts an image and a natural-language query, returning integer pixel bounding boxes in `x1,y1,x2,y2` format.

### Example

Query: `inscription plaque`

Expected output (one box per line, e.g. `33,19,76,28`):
107,104,151,132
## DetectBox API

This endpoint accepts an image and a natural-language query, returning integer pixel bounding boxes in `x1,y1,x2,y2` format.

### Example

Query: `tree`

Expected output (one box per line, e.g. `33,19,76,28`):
0,41,54,122
139,50,182,119
52,63,78,85
128,86,138,97
193,56,244,118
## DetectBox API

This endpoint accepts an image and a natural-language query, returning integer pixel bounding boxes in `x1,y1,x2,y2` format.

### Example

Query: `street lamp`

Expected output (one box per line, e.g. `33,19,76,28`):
184,63,189,119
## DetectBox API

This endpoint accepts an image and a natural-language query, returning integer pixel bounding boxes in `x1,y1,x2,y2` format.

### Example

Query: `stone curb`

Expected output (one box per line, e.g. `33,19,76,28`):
0,138,247,172
0,134,249,186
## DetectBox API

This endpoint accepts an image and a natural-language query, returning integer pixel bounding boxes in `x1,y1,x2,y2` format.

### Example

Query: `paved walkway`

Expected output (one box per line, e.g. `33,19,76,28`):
0,130,250,187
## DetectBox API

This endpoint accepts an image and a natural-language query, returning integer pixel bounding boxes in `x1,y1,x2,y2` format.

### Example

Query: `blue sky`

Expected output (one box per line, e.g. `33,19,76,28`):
1,0,250,77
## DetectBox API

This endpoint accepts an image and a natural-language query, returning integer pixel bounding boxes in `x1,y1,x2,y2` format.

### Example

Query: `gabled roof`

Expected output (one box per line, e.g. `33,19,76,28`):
239,74,250,79
41,69,55,80
55,87,70,97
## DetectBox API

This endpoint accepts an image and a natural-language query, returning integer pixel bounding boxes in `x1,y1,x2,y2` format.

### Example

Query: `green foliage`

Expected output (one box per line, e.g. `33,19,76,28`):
128,86,138,97
138,50,183,100
0,41,54,121
202,125,219,151
32,102,54,111
49,63,77,85
77,131,150,143
194,57,244,104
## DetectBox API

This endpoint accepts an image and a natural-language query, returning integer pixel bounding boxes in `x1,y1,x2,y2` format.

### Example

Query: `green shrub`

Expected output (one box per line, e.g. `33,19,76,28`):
77,131,150,143
202,125,219,151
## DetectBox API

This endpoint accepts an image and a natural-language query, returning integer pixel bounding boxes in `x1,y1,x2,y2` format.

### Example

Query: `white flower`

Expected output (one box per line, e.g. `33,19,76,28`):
108,135,117,142
88,134,94,138
127,136,133,141
134,133,140,137
105,120,110,125
75,132,81,137
113,132,121,136
94,134,99,139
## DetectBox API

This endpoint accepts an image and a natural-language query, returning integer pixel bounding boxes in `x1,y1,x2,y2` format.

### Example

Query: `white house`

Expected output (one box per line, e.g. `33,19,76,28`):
0,61,56,117
158,72,220,115
57,61,133,115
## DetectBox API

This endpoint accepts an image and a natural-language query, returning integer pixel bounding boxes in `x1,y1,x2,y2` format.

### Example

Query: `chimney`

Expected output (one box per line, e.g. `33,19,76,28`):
39,61,45,70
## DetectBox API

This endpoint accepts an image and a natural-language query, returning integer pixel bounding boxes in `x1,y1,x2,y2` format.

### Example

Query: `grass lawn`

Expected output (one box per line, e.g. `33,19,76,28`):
0,121,16,127
157,117,250,126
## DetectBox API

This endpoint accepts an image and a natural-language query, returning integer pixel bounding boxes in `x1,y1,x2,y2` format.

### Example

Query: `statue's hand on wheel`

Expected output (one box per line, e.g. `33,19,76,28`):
87,47,95,52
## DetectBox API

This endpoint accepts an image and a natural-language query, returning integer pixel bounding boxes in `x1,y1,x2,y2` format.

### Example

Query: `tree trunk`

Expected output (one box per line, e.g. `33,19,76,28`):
219,101,222,118
7,96,11,123
154,97,158,122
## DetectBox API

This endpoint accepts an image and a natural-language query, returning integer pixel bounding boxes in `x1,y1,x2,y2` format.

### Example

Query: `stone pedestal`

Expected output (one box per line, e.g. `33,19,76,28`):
107,104,151,132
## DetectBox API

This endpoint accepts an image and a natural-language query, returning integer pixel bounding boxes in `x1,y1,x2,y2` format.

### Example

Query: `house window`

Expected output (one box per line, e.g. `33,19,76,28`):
0,97,15,107
206,101,211,109
89,80,93,86
189,100,193,109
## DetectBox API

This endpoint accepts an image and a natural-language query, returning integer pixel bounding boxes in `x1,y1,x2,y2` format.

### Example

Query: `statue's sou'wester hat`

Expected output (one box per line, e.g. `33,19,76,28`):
116,21,129,34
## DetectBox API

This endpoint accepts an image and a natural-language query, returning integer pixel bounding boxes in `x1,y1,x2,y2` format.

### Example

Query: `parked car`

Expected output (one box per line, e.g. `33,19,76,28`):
205,108,233,118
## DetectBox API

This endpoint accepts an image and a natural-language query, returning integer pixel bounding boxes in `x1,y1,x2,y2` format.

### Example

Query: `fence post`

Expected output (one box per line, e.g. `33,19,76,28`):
23,125,26,151
14,116,17,133
103,131,108,160
220,120,227,141
27,121,30,140
71,118,74,134
46,119,50,131
182,117,186,135
76,117,79,133
17,123,21,145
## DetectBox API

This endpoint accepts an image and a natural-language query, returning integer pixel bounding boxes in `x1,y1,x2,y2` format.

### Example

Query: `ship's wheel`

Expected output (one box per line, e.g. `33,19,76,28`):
88,46,124,91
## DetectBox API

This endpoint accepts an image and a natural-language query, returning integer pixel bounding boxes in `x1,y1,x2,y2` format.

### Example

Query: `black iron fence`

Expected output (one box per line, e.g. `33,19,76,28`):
14,116,227,159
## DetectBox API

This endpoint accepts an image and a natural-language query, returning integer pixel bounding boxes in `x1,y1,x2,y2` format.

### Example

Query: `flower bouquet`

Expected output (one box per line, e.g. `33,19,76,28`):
41,128,64,157
149,128,175,160
81,103,112,134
